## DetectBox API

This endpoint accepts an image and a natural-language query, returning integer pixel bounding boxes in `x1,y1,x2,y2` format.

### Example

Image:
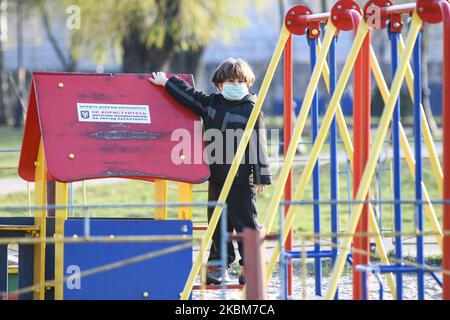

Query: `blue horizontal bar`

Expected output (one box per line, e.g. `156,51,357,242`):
355,264,441,274
283,250,335,259
0,149,21,153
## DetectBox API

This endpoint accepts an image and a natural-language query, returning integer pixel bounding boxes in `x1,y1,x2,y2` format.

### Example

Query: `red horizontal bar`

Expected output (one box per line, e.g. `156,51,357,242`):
303,12,330,23
294,3,416,25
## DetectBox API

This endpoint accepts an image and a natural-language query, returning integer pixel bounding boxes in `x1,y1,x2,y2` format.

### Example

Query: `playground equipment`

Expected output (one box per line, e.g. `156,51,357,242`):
1,73,211,299
1,0,450,301
179,0,450,300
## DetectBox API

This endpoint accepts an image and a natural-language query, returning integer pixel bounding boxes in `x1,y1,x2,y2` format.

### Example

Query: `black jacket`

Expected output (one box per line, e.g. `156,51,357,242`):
165,76,272,185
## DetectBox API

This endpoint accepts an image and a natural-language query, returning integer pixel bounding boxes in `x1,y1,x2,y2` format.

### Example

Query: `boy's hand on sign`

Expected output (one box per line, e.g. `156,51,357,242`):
149,72,168,86
256,184,266,193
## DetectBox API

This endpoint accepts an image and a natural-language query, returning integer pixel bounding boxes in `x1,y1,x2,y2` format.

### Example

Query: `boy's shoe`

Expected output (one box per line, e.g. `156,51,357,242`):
206,265,230,285
238,266,246,285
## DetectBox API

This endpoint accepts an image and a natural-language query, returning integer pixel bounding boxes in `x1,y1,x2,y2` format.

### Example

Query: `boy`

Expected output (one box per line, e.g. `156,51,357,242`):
149,58,271,285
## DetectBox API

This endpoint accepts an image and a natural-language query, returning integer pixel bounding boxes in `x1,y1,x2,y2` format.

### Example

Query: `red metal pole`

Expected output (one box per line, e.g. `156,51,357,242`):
283,34,294,296
352,13,371,300
243,228,267,300
441,0,450,301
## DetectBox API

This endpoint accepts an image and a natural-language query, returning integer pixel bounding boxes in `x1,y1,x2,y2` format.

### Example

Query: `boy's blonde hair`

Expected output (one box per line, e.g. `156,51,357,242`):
211,58,255,88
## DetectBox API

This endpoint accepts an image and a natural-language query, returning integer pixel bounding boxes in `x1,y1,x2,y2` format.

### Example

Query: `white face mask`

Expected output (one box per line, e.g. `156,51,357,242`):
221,83,249,101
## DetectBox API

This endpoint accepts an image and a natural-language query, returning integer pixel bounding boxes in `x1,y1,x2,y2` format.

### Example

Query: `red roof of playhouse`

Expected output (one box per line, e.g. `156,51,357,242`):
19,72,210,184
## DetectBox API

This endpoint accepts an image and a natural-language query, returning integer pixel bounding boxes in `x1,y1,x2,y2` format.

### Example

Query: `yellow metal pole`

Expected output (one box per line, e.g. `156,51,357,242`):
399,125,416,175
317,40,354,167
82,180,87,207
179,24,291,300
54,182,68,300
325,12,423,300
263,20,370,294
283,21,369,234
263,21,337,233
154,180,168,220
33,139,47,300
27,182,32,216
367,204,397,298
178,183,193,220
399,36,443,195
241,28,336,298
370,43,443,249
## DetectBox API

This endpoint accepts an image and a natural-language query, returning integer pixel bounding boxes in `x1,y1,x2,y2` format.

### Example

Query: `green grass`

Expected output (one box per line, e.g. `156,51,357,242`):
0,125,444,239
0,155,443,238
0,127,23,180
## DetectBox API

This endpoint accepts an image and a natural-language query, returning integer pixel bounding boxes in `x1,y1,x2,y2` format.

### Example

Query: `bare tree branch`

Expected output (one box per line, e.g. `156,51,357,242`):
40,5,69,70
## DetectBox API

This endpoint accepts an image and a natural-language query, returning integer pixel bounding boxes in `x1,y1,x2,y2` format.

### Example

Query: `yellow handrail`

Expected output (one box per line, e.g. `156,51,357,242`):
263,19,371,295
263,20,337,233
179,23,291,300
33,139,47,300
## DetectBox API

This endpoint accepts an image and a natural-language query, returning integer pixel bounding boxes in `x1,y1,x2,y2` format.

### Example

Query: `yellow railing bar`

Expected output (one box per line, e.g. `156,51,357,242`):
318,40,354,169
54,182,68,300
178,183,193,220
239,27,336,297
399,36,443,196
154,180,168,220
325,11,423,300
33,138,47,300
263,19,370,294
0,225,39,231
370,44,443,249
27,182,32,216
179,23,291,300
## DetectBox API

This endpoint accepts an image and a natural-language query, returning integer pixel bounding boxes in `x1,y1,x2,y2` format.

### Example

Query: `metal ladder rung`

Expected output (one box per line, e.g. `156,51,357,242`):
0,225,40,232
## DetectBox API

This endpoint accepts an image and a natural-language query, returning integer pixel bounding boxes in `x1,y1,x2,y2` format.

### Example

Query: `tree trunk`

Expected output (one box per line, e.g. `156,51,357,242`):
421,27,439,135
121,23,175,73
14,0,23,128
40,6,78,72
170,48,205,81
321,0,328,12
0,0,6,125
121,0,180,73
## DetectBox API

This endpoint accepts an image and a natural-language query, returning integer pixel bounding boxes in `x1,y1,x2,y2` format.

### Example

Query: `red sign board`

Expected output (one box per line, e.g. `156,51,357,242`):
19,72,210,184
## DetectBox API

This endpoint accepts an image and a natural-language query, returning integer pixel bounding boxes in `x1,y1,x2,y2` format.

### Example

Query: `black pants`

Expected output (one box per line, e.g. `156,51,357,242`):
207,181,259,267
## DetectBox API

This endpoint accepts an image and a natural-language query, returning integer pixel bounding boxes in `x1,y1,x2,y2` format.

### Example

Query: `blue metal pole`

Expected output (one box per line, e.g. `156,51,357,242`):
279,205,287,300
309,36,322,296
361,271,368,300
329,35,339,300
413,30,425,300
389,28,403,300
0,245,7,295
221,204,227,299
